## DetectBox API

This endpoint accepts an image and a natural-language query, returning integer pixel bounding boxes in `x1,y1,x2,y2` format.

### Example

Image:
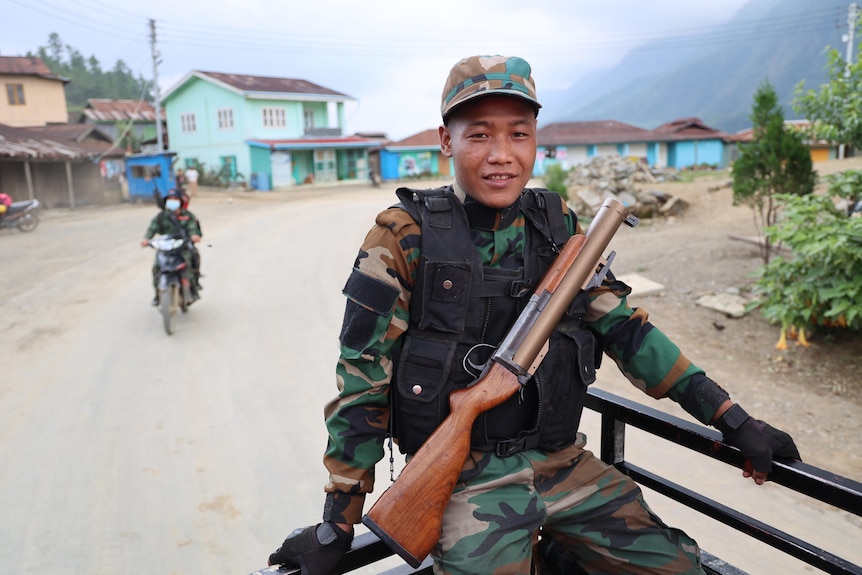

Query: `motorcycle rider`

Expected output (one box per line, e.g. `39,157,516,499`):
139,188,203,306
0,192,11,215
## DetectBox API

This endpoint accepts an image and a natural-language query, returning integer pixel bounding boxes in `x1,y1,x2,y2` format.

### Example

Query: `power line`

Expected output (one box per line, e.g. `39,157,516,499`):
8,0,139,40
10,1,856,69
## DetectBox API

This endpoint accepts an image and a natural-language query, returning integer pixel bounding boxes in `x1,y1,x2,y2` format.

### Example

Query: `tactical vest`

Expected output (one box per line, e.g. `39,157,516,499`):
390,186,600,456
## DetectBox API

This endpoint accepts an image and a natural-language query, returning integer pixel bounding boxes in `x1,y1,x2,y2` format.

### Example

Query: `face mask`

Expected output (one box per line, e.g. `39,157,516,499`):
165,199,181,211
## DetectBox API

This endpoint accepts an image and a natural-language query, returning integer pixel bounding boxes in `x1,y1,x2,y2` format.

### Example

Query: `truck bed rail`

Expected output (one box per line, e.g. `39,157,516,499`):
254,388,862,575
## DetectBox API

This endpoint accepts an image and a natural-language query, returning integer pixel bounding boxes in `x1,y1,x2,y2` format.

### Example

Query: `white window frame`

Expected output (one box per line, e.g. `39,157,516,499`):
181,112,197,133
303,109,314,131
262,106,286,128
217,107,235,130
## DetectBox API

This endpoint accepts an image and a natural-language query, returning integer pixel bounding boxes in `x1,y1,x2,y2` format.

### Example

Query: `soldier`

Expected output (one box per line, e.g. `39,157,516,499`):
140,188,203,306
268,55,800,575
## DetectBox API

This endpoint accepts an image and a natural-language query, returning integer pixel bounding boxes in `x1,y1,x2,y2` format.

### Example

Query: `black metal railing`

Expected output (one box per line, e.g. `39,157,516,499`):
253,388,862,575
584,387,862,575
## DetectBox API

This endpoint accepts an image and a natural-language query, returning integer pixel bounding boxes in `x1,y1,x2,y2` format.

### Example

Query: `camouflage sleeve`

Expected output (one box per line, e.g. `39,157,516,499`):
185,213,202,237
143,213,163,239
585,282,724,424
573,207,721,424
322,207,419,525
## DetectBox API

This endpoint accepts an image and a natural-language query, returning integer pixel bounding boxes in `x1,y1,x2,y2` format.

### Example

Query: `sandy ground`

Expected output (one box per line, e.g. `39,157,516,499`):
0,167,859,575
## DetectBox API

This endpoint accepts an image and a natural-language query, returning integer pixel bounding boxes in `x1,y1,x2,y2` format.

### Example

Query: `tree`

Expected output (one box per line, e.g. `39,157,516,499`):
793,47,862,156
29,34,153,112
732,80,817,263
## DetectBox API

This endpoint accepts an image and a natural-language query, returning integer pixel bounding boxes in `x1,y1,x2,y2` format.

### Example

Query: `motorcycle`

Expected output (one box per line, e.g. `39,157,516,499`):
0,199,40,232
147,233,198,335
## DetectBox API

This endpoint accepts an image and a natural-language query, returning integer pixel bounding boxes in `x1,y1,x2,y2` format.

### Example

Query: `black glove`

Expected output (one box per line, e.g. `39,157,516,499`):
716,404,801,474
268,522,353,574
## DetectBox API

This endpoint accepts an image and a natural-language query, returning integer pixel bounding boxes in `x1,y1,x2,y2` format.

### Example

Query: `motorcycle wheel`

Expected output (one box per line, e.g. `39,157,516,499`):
17,214,38,232
161,284,179,335
181,283,190,314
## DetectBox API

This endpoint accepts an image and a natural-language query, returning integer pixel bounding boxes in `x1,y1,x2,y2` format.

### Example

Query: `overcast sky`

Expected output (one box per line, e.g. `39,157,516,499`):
2,0,753,141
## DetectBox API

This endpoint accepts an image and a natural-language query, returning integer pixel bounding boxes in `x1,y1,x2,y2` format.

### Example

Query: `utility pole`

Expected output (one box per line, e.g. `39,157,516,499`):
845,3,858,77
149,18,164,152
838,4,858,159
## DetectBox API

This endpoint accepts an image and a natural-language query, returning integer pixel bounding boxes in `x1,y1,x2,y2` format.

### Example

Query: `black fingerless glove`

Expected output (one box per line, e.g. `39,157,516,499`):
716,404,801,473
268,522,353,574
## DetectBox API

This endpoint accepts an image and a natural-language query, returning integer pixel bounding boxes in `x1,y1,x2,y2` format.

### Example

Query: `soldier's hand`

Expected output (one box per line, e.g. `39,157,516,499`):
268,522,353,574
722,414,801,485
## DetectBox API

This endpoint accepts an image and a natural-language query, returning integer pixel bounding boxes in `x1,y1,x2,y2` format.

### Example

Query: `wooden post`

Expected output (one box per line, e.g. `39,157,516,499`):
65,161,76,209
24,160,35,200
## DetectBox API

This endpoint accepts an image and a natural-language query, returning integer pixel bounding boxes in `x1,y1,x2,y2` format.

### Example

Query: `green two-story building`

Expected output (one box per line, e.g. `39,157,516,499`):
161,70,377,190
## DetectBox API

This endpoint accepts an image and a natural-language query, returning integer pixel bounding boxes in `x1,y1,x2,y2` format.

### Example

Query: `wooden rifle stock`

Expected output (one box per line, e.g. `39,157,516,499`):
362,198,636,567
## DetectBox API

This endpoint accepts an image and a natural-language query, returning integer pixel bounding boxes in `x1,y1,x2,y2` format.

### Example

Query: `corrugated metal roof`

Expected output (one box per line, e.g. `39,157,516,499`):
0,123,123,159
247,134,378,150
388,129,440,149
651,117,729,141
198,71,350,98
729,119,832,145
81,98,159,123
538,120,652,146
537,117,730,146
0,56,68,83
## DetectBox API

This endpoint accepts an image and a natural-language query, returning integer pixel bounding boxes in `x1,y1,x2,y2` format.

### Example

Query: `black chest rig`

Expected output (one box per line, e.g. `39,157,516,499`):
391,186,600,456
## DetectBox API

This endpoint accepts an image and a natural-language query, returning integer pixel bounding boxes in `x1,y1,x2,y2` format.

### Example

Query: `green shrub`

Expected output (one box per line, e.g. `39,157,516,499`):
543,163,569,200
749,188,862,335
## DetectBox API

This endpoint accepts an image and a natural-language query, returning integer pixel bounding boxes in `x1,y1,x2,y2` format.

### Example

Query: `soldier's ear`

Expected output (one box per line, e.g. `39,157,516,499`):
439,125,453,158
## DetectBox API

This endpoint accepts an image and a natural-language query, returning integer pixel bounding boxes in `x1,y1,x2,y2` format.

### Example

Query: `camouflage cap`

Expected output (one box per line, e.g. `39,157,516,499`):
441,55,541,120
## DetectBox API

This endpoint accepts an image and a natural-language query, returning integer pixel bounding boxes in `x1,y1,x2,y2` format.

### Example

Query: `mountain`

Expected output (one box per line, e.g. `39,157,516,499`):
540,0,857,133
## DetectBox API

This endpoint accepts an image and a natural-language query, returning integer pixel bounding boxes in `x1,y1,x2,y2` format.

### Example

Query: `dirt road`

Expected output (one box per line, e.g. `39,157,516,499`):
0,178,858,575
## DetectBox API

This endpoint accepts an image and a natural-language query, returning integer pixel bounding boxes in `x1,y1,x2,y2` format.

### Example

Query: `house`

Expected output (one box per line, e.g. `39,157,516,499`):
380,129,450,181
354,131,391,181
161,70,378,189
651,117,729,169
0,56,69,127
536,120,656,173
0,122,125,208
536,117,731,172
726,119,843,164
76,98,162,153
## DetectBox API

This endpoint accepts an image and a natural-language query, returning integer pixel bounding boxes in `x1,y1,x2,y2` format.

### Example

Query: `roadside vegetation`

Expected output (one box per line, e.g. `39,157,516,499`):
742,39,862,348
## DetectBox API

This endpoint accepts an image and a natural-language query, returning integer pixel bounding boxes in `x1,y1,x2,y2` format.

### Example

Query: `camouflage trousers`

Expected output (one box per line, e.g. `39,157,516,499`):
433,433,704,575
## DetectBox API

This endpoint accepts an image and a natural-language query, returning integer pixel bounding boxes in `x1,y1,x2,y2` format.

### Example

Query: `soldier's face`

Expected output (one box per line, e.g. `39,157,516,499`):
440,95,537,210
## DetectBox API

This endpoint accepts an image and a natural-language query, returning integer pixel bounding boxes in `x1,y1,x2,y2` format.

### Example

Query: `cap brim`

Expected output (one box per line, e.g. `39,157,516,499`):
443,89,541,119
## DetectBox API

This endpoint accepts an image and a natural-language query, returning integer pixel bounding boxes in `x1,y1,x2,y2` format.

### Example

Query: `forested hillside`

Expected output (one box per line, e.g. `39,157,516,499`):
28,33,152,114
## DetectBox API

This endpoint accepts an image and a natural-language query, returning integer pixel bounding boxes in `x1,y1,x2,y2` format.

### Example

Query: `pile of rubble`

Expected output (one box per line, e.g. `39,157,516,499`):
561,155,687,219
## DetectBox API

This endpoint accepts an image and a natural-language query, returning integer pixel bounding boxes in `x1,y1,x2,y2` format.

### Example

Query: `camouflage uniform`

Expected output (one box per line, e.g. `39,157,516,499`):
323,184,713,574
142,208,203,291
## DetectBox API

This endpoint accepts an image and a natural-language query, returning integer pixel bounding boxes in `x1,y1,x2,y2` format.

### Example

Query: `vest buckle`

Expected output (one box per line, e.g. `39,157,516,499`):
495,438,526,457
507,280,531,298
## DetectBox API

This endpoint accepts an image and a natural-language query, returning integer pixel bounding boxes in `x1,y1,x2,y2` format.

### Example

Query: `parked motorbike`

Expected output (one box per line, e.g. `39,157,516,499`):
0,199,40,232
147,234,197,335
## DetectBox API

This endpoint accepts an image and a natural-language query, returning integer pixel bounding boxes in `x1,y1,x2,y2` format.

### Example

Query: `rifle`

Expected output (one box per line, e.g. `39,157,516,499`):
362,197,638,567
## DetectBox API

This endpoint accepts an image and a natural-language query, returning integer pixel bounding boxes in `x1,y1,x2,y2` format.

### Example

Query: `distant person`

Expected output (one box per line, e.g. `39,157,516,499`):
185,165,200,197
0,192,11,216
368,169,380,188
172,168,191,207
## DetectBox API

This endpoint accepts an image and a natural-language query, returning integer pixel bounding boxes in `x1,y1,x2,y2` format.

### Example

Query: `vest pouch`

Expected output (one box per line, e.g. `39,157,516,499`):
392,333,458,454
569,327,597,386
536,323,597,451
416,260,472,333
